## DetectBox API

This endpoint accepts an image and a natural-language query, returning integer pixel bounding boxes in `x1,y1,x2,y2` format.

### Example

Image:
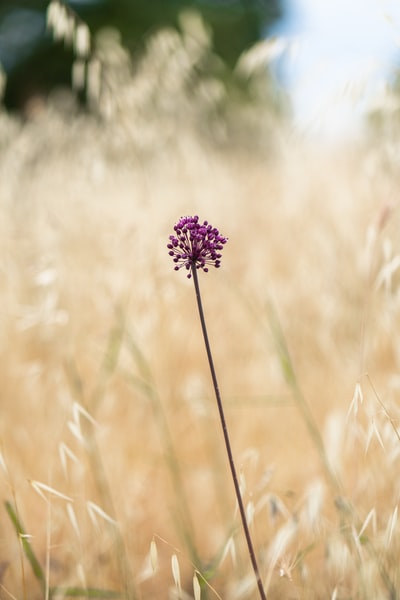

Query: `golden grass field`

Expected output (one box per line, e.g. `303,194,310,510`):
1,16,400,600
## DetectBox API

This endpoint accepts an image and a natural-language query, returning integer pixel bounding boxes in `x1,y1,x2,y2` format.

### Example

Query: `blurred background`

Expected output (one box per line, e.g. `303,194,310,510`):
1,0,400,137
0,0,282,112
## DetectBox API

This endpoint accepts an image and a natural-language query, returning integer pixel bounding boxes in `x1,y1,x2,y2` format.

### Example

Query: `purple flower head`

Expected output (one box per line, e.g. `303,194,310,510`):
167,215,228,278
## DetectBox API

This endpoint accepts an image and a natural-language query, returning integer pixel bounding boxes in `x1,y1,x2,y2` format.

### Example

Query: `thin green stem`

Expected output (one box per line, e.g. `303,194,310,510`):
191,264,267,600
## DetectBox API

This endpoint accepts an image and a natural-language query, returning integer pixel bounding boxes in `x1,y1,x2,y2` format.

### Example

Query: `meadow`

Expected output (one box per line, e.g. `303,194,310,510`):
0,11,400,600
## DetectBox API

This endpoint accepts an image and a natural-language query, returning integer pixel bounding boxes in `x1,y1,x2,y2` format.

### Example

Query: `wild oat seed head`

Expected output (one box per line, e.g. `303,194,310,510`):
167,215,227,278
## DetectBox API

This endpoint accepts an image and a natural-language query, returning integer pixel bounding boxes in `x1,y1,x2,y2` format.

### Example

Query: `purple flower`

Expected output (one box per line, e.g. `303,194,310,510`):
167,215,227,278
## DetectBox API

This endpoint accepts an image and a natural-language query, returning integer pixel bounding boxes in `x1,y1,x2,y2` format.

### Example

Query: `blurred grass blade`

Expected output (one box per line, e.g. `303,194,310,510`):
193,572,201,600
265,298,342,496
265,298,296,386
50,587,121,598
5,500,45,584
125,330,202,568
91,309,126,411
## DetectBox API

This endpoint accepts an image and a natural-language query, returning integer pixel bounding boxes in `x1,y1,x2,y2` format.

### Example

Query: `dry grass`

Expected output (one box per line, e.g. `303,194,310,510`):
1,16,400,600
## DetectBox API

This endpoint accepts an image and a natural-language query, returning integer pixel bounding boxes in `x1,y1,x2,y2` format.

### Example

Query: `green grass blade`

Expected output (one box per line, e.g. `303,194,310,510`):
5,500,45,584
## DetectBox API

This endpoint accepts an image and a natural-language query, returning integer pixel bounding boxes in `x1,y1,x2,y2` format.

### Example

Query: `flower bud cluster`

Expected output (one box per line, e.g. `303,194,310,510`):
168,215,227,277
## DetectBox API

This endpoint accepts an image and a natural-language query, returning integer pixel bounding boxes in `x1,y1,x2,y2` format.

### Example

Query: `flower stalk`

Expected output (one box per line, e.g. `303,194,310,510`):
191,265,267,600
168,216,266,600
